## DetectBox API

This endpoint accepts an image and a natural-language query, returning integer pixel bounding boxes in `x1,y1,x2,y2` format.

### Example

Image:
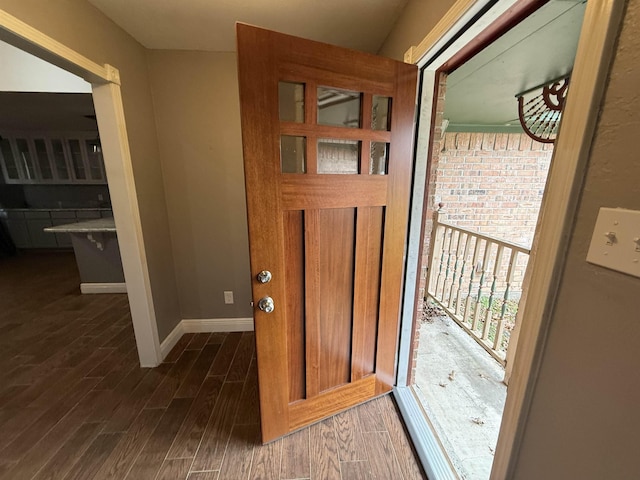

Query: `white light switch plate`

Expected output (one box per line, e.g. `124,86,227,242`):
586,207,640,278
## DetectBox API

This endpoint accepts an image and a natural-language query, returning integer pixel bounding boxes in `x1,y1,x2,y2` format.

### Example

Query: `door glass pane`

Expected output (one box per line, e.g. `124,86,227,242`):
280,135,306,173
318,139,360,174
85,139,104,181
370,142,389,175
68,139,86,180
317,87,361,128
34,139,53,180
0,138,20,179
15,139,35,180
279,82,305,123
372,96,391,131
51,139,69,180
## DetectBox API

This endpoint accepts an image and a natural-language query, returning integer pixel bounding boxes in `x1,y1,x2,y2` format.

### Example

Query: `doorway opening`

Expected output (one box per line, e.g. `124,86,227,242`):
0,13,163,366
0,47,120,285
0,40,136,380
413,2,584,477
392,0,624,478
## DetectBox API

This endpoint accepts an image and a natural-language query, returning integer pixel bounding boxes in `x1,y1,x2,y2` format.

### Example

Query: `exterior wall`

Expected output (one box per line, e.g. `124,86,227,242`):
435,132,553,248
0,0,181,340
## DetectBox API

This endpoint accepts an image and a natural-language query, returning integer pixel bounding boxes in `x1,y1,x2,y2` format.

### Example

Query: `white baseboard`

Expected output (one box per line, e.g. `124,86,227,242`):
160,317,254,360
80,282,127,294
159,321,186,359
181,317,254,333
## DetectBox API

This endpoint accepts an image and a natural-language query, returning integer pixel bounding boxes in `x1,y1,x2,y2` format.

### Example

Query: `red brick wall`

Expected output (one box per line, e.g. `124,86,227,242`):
410,102,554,383
433,132,554,247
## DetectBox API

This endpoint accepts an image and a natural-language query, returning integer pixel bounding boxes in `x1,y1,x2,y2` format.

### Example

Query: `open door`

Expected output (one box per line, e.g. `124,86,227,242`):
237,23,417,442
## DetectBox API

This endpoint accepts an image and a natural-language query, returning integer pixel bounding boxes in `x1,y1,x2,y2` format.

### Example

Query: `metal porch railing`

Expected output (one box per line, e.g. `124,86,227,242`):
426,209,531,365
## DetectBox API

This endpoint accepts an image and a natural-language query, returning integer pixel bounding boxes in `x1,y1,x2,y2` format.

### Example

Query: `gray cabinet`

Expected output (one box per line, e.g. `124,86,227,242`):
0,137,20,181
32,138,55,182
6,220,30,248
27,219,57,248
51,211,76,247
1,211,30,248
0,132,106,185
24,211,56,248
76,210,101,219
0,136,37,184
62,135,107,184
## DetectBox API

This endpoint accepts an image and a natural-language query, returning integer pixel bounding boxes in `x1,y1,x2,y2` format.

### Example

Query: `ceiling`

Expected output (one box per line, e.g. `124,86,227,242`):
0,1,586,133
445,0,586,132
87,0,408,53
0,92,96,132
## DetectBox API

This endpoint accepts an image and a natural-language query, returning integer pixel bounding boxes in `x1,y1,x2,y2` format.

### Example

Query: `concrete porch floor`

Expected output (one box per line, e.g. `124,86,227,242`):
413,309,507,479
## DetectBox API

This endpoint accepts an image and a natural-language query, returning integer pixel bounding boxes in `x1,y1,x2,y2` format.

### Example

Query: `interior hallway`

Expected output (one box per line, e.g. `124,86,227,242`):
0,252,425,479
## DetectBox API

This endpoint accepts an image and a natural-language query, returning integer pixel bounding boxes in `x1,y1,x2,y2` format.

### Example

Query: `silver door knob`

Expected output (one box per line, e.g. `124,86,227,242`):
257,296,274,313
257,270,272,283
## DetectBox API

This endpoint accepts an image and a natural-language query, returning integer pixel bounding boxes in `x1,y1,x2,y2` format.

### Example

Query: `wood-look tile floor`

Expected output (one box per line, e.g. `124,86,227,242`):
0,252,426,479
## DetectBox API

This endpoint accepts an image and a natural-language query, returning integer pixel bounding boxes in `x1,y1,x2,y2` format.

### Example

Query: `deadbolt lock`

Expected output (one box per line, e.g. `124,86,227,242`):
257,270,272,284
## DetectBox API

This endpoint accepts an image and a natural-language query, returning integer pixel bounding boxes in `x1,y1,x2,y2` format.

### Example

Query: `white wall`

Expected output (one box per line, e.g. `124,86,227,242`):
0,40,91,93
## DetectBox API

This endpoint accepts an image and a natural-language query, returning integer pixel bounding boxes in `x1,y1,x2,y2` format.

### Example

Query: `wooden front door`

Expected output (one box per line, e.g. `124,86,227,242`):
237,23,417,442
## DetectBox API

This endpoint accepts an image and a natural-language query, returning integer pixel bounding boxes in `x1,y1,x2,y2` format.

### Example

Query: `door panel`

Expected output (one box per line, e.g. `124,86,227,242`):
283,210,306,403
317,207,355,393
237,23,417,442
352,206,384,380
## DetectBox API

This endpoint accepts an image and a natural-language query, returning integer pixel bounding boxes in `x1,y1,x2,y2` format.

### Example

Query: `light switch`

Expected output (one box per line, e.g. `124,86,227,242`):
586,207,640,278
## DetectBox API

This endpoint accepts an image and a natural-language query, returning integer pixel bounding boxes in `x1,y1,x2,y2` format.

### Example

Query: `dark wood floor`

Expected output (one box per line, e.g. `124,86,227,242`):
0,251,426,480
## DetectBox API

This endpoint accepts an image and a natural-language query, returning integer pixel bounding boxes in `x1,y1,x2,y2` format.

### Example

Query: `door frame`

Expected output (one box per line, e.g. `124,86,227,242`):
394,0,625,478
0,10,163,367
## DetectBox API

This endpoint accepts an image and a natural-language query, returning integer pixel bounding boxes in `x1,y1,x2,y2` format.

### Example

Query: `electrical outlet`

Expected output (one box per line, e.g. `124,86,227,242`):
98,194,104,201
224,291,234,304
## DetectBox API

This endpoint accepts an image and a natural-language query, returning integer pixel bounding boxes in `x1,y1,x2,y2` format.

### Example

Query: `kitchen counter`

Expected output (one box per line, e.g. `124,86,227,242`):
0,208,113,249
44,218,116,233
44,218,125,294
